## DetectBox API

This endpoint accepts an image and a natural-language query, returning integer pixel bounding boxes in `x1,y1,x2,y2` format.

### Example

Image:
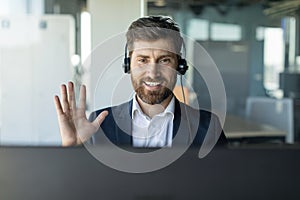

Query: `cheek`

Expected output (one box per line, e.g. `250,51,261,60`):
161,64,177,73
162,68,177,80
167,72,177,88
130,70,142,82
130,71,143,89
130,64,145,76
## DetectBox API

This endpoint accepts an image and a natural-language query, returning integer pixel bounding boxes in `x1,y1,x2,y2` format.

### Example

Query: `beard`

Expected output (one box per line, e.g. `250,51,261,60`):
133,77,175,105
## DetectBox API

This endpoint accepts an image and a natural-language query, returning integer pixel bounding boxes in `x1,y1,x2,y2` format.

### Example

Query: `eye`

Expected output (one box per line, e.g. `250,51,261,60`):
137,57,147,65
159,58,171,65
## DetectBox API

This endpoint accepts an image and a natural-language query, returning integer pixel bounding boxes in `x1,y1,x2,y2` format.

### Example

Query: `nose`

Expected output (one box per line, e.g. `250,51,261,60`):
146,62,161,78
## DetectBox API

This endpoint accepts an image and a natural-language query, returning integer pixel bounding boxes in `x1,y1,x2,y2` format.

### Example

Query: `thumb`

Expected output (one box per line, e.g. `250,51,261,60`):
92,110,109,129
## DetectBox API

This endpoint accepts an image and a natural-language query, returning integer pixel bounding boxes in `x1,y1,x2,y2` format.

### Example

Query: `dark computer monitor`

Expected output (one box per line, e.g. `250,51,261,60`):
0,145,300,200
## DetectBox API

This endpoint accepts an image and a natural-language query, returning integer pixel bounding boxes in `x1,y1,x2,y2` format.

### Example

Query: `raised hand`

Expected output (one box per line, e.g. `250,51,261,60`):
54,82,108,146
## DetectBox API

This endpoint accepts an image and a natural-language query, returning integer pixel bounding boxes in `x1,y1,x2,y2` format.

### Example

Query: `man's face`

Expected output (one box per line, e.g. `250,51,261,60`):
130,39,178,105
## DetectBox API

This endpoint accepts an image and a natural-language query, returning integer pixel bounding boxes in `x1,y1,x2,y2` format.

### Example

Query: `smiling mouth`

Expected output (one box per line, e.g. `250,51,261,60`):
143,81,164,91
144,81,162,87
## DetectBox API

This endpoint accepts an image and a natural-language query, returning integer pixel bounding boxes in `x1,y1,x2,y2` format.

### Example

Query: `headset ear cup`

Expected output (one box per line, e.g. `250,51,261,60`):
177,58,188,75
123,57,131,73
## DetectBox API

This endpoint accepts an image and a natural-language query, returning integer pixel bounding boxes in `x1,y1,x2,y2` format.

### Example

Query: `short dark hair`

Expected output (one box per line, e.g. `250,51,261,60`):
126,16,183,55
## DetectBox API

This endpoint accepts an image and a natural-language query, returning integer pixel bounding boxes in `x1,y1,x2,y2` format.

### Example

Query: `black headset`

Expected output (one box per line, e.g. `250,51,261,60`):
122,44,188,75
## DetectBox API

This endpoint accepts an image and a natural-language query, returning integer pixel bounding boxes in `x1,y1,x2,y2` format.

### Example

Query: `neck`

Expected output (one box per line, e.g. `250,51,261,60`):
136,94,173,118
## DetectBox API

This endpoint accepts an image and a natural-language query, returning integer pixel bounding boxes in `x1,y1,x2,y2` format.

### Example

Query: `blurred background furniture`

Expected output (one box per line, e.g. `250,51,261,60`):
245,97,294,143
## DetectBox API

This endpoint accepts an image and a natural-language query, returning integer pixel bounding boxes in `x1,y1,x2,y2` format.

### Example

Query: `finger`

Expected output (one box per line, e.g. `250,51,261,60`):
53,95,64,115
78,85,86,110
92,110,109,128
68,81,76,111
60,84,70,113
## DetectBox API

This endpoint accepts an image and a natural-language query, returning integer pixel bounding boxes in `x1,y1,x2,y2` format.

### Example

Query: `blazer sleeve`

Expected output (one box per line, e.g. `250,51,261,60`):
212,113,228,146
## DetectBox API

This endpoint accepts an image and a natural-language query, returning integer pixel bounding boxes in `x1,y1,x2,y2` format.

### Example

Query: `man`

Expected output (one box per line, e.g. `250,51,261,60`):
54,16,227,148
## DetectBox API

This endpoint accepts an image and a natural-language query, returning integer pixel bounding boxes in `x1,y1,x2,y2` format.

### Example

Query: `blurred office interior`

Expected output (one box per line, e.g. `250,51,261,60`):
0,0,300,146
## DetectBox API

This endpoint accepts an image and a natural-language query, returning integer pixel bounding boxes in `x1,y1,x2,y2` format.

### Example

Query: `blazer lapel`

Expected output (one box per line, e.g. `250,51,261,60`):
172,98,199,146
172,98,181,139
110,101,133,145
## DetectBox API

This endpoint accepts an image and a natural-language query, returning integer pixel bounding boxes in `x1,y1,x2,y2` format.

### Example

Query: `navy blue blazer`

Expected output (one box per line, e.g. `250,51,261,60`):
88,98,227,147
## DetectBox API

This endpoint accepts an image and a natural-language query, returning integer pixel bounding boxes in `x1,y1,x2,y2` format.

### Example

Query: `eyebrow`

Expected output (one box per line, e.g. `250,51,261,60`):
135,53,175,59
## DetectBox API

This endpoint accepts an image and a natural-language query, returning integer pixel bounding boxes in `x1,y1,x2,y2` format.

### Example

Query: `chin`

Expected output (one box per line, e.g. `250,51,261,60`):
136,88,173,105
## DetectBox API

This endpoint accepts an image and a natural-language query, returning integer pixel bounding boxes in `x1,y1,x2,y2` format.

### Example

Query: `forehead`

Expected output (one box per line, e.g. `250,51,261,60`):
131,39,177,55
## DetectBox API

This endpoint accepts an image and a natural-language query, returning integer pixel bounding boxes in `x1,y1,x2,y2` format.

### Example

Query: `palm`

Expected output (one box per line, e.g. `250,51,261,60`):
54,82,108,146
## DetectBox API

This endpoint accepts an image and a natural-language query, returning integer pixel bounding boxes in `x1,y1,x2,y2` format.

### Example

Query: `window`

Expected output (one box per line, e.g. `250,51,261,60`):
210,22,242,41
187,18,209,40
263,27,285,92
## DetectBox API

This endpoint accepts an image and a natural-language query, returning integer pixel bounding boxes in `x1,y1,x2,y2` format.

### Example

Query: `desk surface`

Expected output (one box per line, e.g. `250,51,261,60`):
224,115,286,138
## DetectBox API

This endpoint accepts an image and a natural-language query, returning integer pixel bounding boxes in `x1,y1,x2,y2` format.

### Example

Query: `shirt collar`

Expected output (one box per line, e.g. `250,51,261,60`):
132,94,175,119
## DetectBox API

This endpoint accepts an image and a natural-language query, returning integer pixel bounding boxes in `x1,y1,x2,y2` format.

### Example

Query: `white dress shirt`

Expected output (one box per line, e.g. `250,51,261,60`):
131,95,175,147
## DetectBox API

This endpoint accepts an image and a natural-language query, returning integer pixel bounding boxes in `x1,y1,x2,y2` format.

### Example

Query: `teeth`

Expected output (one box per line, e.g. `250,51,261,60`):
145,81,161,86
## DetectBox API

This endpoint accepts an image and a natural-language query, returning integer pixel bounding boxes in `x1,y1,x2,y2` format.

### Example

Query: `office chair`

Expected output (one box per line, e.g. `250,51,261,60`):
246,97,294,143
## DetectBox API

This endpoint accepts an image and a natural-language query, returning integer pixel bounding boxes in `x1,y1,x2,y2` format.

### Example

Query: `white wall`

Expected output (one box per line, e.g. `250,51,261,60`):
86,0,145,111
0,15,74,145
0,0,44,15
88,0,145,47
